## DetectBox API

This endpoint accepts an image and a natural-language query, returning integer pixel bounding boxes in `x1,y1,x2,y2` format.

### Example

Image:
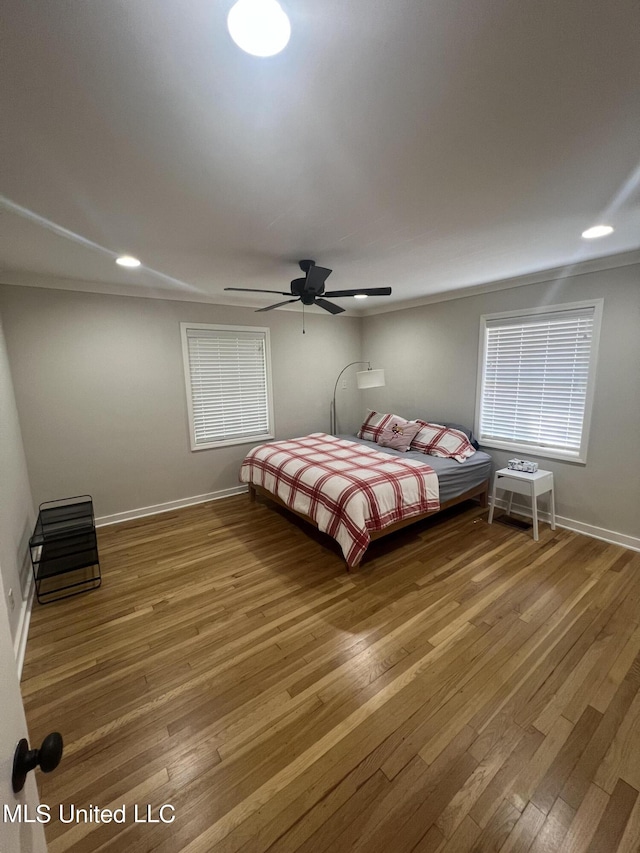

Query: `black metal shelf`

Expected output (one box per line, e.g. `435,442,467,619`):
29,496,101,604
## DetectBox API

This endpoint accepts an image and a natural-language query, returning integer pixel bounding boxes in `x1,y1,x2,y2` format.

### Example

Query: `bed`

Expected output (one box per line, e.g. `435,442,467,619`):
240,428,492,569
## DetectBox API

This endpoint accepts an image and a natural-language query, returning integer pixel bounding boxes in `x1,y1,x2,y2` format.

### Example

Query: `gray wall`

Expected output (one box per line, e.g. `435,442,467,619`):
0,310,35,643
0,285,363,519
2,261,639,542
362,262,640,539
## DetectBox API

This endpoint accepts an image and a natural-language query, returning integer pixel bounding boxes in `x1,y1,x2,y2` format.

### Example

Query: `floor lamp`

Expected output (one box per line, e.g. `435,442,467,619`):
331,361,386,435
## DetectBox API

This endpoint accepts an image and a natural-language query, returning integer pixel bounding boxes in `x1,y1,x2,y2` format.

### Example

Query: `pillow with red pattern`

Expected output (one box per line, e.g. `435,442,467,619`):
357,410,407,443
411,421,476,463
377,418,423,452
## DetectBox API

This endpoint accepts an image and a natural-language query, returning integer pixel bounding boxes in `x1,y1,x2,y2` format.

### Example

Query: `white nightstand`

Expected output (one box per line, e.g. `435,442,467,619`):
488,468,556,541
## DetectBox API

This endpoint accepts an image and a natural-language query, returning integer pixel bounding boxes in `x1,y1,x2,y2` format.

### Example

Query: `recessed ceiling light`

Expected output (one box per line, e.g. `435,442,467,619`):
353,294,368,299
116,255,141,268
227,0,291,57
581,225,614,239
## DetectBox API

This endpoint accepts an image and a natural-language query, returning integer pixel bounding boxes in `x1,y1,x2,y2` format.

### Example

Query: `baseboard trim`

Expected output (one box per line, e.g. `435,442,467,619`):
491,498,640,552
96,487,638,551
14,576,34,679
95,485,249,528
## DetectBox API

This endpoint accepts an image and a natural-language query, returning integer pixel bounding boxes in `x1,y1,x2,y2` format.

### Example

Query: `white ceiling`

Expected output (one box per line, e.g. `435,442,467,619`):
1,0,639,314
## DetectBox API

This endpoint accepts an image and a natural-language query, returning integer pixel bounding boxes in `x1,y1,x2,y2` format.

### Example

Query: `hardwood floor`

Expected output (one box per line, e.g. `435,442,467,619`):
21,495,640,853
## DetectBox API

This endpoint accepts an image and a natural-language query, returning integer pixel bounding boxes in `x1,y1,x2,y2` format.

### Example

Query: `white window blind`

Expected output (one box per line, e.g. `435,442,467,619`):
181,324,274,450
476,302,602,462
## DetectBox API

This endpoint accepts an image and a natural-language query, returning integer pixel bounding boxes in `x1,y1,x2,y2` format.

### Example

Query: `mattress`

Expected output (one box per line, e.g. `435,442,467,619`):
337,435,493,504
241,433,440,567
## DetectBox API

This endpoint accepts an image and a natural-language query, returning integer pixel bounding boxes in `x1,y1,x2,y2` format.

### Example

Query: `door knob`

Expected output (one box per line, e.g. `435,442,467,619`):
12,732,63,793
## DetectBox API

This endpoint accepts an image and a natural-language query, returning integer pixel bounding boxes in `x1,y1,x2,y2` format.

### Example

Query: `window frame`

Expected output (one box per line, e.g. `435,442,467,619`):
474,299,603,464
180,322,275,452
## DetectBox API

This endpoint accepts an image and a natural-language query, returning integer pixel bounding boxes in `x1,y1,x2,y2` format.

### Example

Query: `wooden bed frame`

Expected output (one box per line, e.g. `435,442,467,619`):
247,479,490,568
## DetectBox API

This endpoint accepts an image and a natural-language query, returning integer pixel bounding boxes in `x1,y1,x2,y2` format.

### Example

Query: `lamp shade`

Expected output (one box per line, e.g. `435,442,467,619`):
356,368,385,390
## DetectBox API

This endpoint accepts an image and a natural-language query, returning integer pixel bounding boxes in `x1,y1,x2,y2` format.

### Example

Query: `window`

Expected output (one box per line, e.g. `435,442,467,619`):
181,323,274,450
475,300,603,463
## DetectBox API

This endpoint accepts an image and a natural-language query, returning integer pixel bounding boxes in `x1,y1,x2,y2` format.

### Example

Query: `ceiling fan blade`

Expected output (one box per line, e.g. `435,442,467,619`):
315,298,345,315
224,287,291,295
305,265,332,294
255,299,300,312
323,287,392,297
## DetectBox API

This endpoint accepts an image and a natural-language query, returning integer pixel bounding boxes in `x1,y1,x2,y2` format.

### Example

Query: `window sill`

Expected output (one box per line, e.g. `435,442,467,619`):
478,437,587,465
191,433,274,452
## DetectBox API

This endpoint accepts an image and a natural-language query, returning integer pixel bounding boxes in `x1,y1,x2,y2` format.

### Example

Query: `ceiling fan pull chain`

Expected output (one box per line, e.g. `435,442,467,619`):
302,302,306,334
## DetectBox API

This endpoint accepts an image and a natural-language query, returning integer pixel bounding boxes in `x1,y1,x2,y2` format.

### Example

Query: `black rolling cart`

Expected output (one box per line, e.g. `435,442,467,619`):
29,495,101,604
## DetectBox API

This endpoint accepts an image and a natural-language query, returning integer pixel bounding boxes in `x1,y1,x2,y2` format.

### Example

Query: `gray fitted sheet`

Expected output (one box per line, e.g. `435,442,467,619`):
337,434,493,504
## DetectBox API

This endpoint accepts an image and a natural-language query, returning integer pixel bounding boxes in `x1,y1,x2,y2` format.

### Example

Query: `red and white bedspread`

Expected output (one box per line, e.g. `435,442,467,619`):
240,433,439,567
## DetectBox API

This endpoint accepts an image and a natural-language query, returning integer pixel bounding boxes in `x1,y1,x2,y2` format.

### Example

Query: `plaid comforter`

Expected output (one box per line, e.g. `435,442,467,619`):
240,433,439,567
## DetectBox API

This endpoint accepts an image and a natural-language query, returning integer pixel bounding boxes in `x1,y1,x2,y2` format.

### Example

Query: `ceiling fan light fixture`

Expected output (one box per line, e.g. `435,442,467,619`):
115,255,141,268
227,0,291,57
224,260,392,322
581,224,614,239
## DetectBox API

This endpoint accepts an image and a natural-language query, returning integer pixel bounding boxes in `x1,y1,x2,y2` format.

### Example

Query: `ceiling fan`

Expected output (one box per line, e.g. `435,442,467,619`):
224,260,392,314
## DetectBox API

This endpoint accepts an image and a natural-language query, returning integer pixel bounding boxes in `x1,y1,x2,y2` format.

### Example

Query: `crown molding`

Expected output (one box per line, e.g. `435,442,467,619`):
2,246,638,318
361,248,640,316
0,273,361,316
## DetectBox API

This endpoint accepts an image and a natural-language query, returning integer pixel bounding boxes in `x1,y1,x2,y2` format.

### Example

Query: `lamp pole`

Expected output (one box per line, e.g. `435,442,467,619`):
331,361,371,435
